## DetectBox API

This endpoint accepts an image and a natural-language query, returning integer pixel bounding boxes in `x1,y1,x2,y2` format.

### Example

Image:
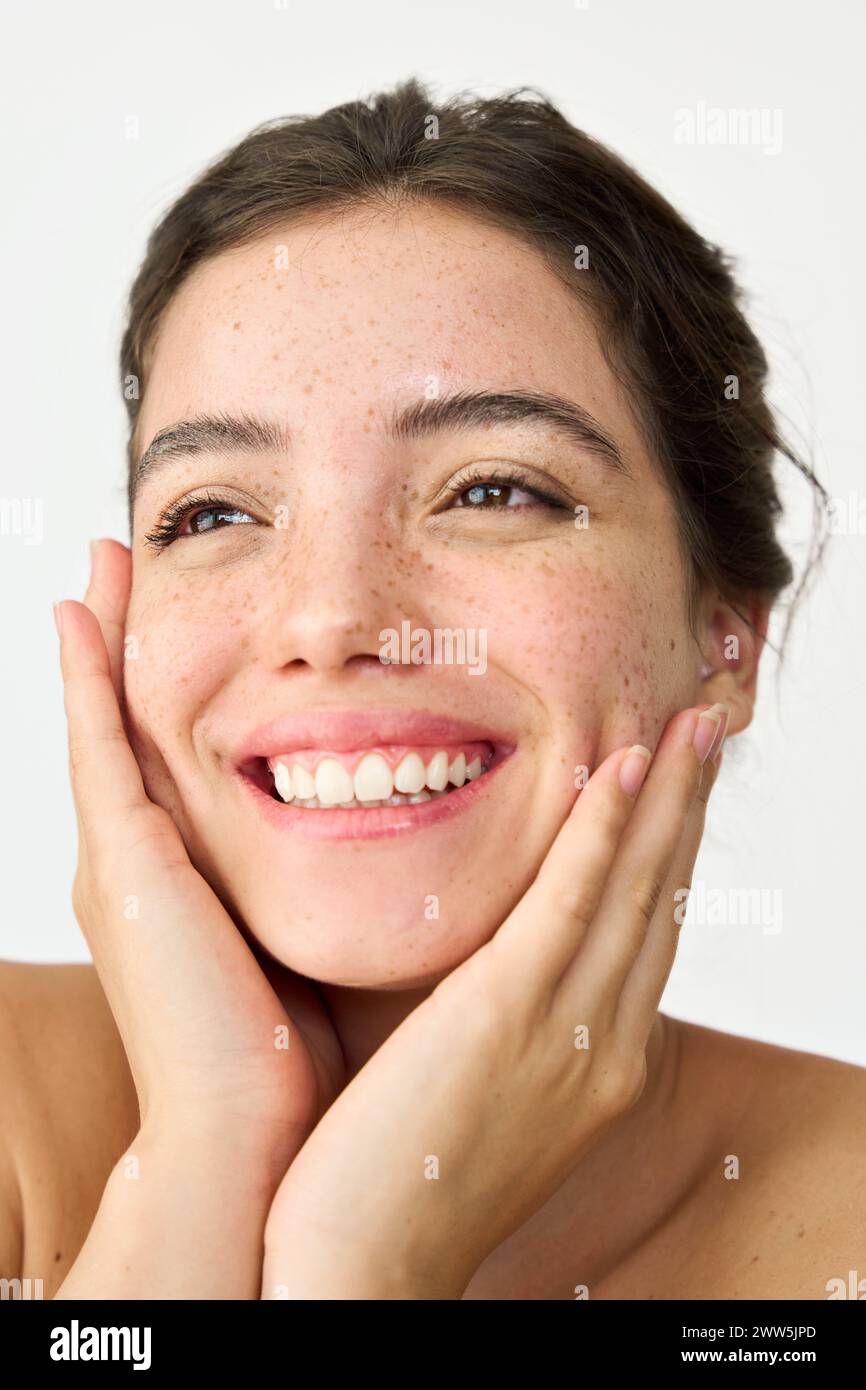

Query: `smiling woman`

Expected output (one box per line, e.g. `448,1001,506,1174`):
4,76,864,1305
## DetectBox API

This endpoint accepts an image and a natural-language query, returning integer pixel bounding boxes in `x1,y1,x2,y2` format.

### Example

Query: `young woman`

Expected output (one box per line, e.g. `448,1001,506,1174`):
2,78,861,1301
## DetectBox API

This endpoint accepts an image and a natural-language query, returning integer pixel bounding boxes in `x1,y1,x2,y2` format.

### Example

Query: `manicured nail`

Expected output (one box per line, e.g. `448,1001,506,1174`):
710,705,731,763
53,600,64,639
693,702,729,764
619,744,652,796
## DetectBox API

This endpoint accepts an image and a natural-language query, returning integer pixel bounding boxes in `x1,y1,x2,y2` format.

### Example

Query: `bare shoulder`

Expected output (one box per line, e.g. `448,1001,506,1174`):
665,1018,866,1299
0,960,138,1294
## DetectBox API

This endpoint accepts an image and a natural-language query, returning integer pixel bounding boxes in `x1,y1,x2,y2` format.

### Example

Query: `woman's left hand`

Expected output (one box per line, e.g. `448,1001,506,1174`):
261,701,728,1299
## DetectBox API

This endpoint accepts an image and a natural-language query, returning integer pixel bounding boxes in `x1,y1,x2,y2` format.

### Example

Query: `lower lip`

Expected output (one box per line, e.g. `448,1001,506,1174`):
234,751,513,841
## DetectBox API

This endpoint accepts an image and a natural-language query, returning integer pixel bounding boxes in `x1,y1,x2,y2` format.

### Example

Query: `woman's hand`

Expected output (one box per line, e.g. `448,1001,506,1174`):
261,701,728,1299
54,538,345,1298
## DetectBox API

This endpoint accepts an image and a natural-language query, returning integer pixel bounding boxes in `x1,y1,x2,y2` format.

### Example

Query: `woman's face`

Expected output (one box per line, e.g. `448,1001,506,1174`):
125,203,704,988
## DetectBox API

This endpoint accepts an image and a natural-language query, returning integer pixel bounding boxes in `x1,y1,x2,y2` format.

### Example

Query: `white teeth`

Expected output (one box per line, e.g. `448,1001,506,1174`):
354,753,394,802
291,763,316,800
448,752,466,787
273,786,456,810
269,748,493,807
274,763,294,803
393,751,426,794
425,750,449,791
314,758,355,806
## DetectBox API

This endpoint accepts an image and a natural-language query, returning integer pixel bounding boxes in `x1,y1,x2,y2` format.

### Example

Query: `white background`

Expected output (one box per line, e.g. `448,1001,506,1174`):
2,0,864,1062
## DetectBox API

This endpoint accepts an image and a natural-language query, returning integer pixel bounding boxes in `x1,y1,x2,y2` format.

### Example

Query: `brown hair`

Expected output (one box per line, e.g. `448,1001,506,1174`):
119,76,828,657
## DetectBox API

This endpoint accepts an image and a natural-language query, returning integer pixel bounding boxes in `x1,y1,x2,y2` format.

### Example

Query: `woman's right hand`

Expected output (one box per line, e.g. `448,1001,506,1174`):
53,538,345,1298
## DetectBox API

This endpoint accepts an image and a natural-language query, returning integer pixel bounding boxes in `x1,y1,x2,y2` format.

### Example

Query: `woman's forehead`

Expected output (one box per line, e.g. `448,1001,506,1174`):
136,205,644,473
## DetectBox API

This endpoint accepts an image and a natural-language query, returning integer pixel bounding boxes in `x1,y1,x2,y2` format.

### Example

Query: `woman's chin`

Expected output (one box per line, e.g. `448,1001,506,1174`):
241,896,507,991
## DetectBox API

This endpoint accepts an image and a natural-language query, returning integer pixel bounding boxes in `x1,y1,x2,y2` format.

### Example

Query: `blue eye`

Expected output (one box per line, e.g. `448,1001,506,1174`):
144,494,258,551
455,480,540,508
187,506,256,534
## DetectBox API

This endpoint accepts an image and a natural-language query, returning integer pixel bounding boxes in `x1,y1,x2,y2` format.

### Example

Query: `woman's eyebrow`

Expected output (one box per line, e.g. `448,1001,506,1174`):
131,390,631,504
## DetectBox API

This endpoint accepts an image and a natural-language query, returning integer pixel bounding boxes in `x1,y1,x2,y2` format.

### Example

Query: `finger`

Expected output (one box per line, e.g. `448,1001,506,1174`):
614,745,724,1043
82,538,132,702
487,738,656,989
570,704,728,1001
57,597,150,831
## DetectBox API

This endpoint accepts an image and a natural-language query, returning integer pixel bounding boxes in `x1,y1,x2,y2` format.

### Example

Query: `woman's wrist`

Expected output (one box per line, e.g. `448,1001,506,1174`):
54,1122,286,1300
261,1224,472,1300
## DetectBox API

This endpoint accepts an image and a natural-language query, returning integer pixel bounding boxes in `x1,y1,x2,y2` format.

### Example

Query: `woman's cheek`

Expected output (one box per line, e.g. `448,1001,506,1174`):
544,571,696,769
123,583,236,817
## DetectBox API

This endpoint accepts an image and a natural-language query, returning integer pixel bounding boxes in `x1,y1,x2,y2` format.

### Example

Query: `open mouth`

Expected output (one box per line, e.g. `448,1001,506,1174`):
243,741,496,809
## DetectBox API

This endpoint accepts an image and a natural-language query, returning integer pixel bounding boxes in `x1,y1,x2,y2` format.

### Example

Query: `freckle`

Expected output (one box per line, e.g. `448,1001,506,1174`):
54,1250,62,1262
670,639,676,650
303,383,313,394
624,675,630,687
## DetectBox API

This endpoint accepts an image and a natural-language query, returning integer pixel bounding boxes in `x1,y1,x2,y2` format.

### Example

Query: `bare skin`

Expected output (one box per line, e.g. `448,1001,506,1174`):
2,203,863,1300
2,964,864,1300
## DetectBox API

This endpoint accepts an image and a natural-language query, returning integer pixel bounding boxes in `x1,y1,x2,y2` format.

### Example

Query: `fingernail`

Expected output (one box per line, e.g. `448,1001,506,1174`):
711,706,731,763
53,601,64,639
693,702,730,764
619,744,652,797
90,539,101,570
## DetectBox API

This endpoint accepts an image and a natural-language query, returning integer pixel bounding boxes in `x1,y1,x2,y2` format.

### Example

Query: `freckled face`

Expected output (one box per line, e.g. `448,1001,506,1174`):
124,204,700,988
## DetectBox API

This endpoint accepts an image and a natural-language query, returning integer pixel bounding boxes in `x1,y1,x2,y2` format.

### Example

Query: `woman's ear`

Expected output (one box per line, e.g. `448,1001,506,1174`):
697,591,771,736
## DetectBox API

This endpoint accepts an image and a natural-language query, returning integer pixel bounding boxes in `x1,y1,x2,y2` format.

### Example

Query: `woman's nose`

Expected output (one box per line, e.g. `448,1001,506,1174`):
256,520,427,678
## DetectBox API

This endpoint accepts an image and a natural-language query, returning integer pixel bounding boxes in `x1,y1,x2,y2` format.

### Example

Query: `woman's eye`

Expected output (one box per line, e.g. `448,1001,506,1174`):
144,498,259,551
450,480,548,509
183,506,256,535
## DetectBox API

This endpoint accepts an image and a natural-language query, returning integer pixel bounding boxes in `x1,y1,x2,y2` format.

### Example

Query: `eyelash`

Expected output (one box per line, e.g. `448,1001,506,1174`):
440,465,568,513
143,490,254,551
143,468,568,552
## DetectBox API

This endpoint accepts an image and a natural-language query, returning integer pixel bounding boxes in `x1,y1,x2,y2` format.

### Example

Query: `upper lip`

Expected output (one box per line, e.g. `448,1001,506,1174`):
232,706,515,767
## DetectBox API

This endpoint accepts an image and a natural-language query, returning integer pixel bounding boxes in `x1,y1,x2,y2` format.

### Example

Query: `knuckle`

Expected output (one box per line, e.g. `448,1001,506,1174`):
594,1050,647,1115
117,800,177,854
618,1053,648,1110
67,729,129,778
627,870,665,926
89,800,178,882
549,879,599,928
